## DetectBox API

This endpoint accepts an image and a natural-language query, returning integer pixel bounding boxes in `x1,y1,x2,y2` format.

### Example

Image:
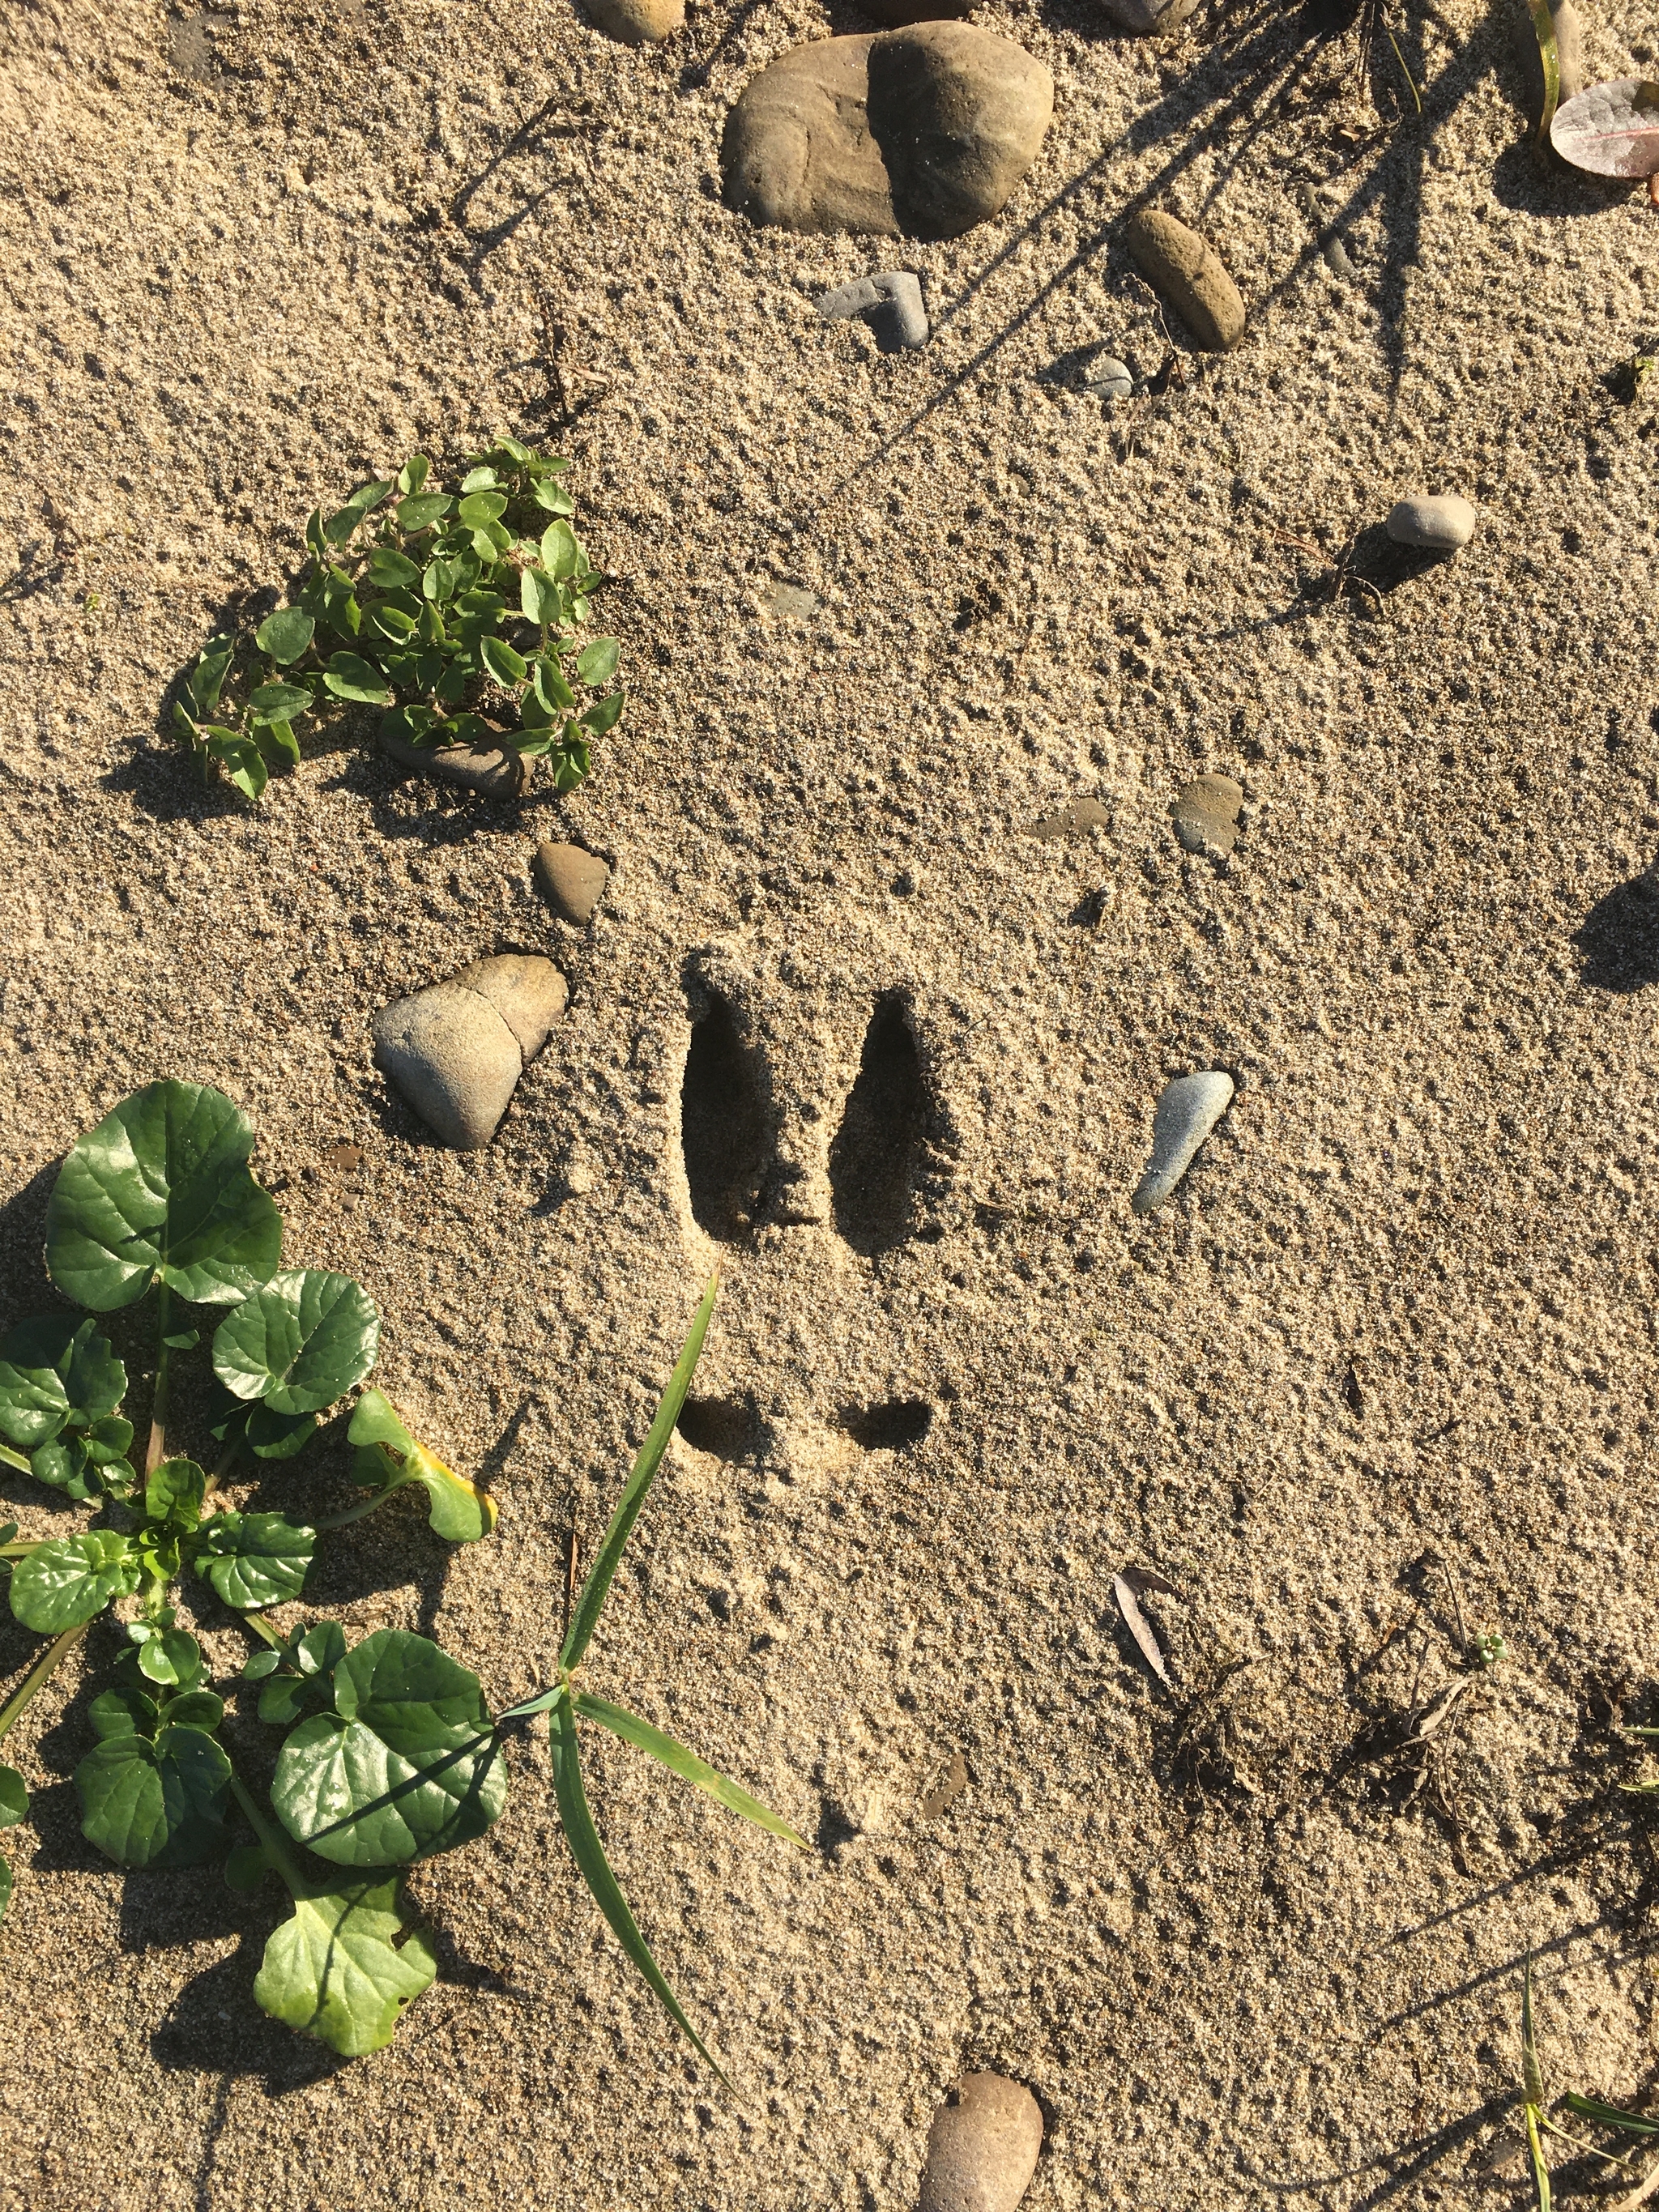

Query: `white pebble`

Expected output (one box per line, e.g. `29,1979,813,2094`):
1131,1071,1234,1214
1386,495,1477,552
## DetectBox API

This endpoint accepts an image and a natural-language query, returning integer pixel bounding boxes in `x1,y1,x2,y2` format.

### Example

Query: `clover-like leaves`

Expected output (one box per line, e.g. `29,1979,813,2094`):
194,1511,315,1611
45,1081,282,1312
211,1269,379,1415
271,1629,506,1866
254,1877,437,2056
76,1697,230,1868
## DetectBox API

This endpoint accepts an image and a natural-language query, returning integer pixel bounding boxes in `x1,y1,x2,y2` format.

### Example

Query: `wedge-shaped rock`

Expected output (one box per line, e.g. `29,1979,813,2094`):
1132,1070,1234,1213
373,956,567,1149
723,26,1051,239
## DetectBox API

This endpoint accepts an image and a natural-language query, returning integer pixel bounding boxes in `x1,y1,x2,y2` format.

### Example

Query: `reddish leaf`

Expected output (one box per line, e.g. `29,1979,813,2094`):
1550,79,1659,178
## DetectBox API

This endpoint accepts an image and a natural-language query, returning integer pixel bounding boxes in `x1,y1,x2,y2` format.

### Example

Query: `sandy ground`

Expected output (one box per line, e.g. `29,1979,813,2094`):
3,0,1659,2205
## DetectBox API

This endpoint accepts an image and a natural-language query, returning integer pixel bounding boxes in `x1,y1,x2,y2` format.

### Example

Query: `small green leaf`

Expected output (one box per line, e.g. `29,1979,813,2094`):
193,1511,315,1611
45,1080,283,1312
0,1315,126,1451
561,1281,717,1673
0,1765,28,1829
88,1686,160,1740
1562,2093,1659,2134
224,1841,271,1892
248,1403,320,1460
479,636,527,688
398,492,453,534
531,479,576,517
188,636,235,713
165,1689,225,1732
211,1270,380,1414
11,1531,137,1632
323,506,366,548
76,1724,230,1867
349,479,396,514
534,657,576,715
347,1391,497,1541
255,719,302,769
0,1854,11,1921
520,567,561,626
254,1875,437,2056
366,547,420,588
551,731,591,793
364,603,418,644
490,435,534,467
241,1647,283,1681
552,1695,725,2078
581,688,625,736
207,730,269,802
540,521,579,578
323,653,393,706
249,682,313,721
254,609,315,664
458,491,508,529
458,467,499,494
397,454,431,497
572,1692,808,1847
271,1627,507,1866
137,1628,204,1689
576,637,621,687
145,1455,206,1535
172,700,201,746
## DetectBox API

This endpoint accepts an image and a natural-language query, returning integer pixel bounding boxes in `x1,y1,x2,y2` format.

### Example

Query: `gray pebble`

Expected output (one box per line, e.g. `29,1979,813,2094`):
760,578,819,620
1131,1070,1234,1214
1296,183,1354,279
380,725,531,800
1082,355,1134,399
535,841,610,927
373,957,567,1149
1173,773,1243,859
1102,0,1197,28
817,270,928,348
1031,795,1110,840
920,2073,1043,2212
1386,495,1477,552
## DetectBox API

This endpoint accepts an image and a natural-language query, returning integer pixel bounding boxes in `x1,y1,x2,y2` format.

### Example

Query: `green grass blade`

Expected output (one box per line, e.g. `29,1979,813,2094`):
560,1277,717,1674
1526,0,1560,141
552,1694,727,2082
1523,1953,1546,2108
573,1691,809,1848
1526,2101,1553,2212
1564,2093,1659,2135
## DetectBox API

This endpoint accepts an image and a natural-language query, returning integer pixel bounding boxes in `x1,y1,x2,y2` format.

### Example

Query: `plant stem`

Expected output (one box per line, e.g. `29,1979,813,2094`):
0,1623,89,1745
203,1436,242,1498
224,1763,308,1898
0,1443,31,1477
146,1283,173,1478
313,1482,403,1532
239,1613,285,1651
0,1541,42,1560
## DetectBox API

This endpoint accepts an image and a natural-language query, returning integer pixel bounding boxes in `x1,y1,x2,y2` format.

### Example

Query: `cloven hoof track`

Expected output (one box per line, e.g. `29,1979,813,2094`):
676,1395,934,1456
680,990,771,1242
830,995,930,1255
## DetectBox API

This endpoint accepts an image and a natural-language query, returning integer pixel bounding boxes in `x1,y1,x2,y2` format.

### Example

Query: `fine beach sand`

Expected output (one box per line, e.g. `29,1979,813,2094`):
3,0,1659,2205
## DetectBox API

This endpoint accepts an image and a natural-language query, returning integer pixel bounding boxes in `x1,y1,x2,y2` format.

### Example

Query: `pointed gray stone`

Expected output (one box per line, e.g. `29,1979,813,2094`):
816,270,928,349
373,957,566,1149
1131,1071,1234,1213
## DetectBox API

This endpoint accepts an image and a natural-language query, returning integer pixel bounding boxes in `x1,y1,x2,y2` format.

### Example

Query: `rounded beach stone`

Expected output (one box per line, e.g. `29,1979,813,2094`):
1102,0,1198,32
1083,355,1134,399
535,841,611,926
1173,773,1243,858
920,2073,1043,2212
453,954,568,1063
1385,495,1477,552
723,36,899,236
1124,210,1244,352
380,726,531,799
582,0,683,40
866,24,1053,239
1132,1071,1235,1214
373,985,525,1151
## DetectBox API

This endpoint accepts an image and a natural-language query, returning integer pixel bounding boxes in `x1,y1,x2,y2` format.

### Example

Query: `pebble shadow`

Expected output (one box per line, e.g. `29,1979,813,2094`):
1575,878,1659,992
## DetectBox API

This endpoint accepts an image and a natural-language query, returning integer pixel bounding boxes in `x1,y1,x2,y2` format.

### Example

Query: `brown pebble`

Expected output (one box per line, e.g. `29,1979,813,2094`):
1031,795,1110,840
920,2074,1043,2212
582,0,682,43
922,1751,970,1818
1172,773,1243,858
1124,209,1245,352
328,1143,364,1174
535,842,610,927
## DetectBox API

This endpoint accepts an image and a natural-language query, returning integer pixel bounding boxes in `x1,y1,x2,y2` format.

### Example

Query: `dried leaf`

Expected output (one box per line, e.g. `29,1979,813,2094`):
1112,1573,1171,1688
1120,1565,1181,1600
1550,79,1659,178
1405,1673,1473,1744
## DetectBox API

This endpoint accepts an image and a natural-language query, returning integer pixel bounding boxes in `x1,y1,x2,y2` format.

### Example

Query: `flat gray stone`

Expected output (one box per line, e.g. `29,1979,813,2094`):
373,984,524,1151
1102,0,1197,31
535,842,610,926
1031,795,1110,840
381,726,531,799
454,954,567,1063
1386,495,1477,552
920,2073,1043,2212
817,269,928,348
1132,1071,1235,1214
1173,773,1243,858
1082,355,1134,399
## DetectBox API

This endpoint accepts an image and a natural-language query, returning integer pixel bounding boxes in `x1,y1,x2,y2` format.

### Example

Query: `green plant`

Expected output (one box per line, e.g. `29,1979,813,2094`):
173,436,624,802
1,1126,800,2066
1504,1954,1650,2206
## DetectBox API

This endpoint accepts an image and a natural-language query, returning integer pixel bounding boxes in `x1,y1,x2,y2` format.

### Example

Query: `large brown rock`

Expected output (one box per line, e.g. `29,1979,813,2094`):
723,26,1051,239
1124,209,1245,352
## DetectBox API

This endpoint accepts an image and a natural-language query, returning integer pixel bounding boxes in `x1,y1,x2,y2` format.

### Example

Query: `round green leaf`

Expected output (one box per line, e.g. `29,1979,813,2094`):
271,1627,506,1866
458,467,499,494
10,1531,136,1633
145,1455,206,1534
248,1403,320,1460
137,1629,203,1689
164,1689,225,1733
211,1270,380,1414
322,653,393,706
540,520,578,579
45,1080,283,1312
0,1315,126,1451
396,492,451,532
254,607,315,663
76,1725,230,1867
366,548,420,587
575,637,621,687
241,1647,283,1681
520,568,560,626
254,1875,437,2055
89,1686,160,1740
0,1764,28,1828
193,1510,315,1610
479,636,527,688
249,680,313,720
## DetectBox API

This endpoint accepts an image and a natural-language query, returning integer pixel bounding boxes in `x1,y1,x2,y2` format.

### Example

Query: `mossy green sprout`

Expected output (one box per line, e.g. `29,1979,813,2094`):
173,436,625,801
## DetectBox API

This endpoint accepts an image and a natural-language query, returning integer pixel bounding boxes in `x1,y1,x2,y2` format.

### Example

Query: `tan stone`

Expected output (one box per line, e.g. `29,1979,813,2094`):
582,0,683,42
1124,209,1245,352
535,841,610,926
1173,773,1243,858
920,2074,1043,2212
